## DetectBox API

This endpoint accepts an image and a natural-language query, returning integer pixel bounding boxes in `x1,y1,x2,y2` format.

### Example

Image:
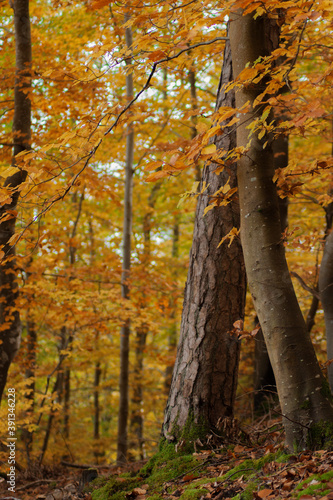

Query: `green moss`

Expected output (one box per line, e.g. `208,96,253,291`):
239,481,258,500
296,470,333,499
218,449,289,483
180,487,208,500
91,477,142,500
300,399,310,410
307,421,333,450
146,495,163,500
142,443,199,488
169,412,209,452
320,379,333,401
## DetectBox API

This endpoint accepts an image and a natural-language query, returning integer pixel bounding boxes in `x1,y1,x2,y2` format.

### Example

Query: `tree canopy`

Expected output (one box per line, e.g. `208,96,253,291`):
0,0,332,466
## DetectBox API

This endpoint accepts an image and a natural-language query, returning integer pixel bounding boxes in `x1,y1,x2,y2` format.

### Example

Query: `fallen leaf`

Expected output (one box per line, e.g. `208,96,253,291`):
257,489,273,499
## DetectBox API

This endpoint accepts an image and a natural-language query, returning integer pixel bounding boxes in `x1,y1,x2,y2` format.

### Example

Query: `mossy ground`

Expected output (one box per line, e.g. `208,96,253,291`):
89,445,292,500
90,442,201,500
295,470,333,499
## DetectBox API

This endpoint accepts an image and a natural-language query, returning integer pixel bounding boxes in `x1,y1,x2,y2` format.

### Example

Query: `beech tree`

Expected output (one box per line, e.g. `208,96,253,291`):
319,230,333,391
117,15,134,465
229,10,333,449
162,38,247,442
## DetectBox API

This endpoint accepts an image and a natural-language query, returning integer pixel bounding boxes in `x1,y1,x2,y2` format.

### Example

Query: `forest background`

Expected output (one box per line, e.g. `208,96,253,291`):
0,0,332,469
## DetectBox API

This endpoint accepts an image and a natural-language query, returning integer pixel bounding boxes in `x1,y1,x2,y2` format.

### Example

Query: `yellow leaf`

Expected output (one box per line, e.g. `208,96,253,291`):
205,126,222,140
203,204,215,215
258,129,266,140
8,233,21,246
0,167,19,178
217,227,240,248
196,122,208,134
202,144,216,155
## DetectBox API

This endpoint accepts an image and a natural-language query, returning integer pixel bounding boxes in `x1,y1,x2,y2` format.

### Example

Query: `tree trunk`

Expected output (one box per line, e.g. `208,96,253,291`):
117,15,134,465
229,11,333,450
253,134,288,410
0,0,31,401
319,230,333,391
188,69,201,182
164,219,180,393
23,318,36,463
162,38,247,443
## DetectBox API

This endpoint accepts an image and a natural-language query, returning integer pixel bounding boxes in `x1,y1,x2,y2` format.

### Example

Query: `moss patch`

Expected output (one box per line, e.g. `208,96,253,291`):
295,470,333,499
169,413,209,452
307,421,333,450
141,442,200,488
91,443,201,500
91,477,142,500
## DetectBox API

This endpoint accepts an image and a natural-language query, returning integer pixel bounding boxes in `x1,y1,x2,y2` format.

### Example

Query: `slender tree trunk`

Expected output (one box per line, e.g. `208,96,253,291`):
130,327,147,459
253,134,288,410
117,15,134,465
23,318,36,463
162,38,246,442
188,69,201,182
230,11,333,449
319,230,333,391
0,0,31,401
61,192,83,439
164,218,180,393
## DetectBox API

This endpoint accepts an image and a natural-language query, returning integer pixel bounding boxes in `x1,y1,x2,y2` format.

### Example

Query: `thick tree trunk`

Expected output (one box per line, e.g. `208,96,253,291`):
162,39,246,442
117,16,134,465
0,0,31,401
230,11,333,450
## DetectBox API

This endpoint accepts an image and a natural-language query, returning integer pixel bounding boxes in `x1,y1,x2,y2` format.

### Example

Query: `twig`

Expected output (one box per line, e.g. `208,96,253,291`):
16,479,54,491
104,37,228,136
0,497,22,500
271,408,311,430
290,271,320,299
61,460,115,469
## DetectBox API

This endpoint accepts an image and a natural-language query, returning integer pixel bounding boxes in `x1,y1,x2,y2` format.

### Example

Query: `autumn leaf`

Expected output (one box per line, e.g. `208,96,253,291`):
146,170,170,182
201,144,216,155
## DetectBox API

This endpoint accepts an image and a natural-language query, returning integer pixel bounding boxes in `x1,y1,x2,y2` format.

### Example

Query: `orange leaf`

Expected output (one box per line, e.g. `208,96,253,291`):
146,170,169,182
257,490,273,499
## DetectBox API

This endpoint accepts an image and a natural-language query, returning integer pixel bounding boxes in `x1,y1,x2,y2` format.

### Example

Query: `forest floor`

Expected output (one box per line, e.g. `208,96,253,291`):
2,415,333,500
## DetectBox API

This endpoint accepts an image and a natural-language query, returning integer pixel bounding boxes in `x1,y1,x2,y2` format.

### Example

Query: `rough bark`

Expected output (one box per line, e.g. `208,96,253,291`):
0,0,31,401
230,11,333,449
117,16,134,465
162,38,247,442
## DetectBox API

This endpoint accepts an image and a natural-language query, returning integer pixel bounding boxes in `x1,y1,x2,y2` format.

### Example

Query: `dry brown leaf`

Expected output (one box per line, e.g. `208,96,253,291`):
257,489,273,499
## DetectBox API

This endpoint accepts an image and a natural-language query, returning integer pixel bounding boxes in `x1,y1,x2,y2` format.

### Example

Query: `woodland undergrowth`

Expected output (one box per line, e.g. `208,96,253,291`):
4,409,333,500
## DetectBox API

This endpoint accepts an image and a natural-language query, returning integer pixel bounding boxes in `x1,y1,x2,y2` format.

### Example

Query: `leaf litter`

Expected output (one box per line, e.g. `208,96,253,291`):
3,418,333,500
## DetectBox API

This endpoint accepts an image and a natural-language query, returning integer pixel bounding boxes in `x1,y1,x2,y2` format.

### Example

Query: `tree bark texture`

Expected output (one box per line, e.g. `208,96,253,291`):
0,0,31,401
230,11,333,449
162,39,247,441
117,16,134,465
